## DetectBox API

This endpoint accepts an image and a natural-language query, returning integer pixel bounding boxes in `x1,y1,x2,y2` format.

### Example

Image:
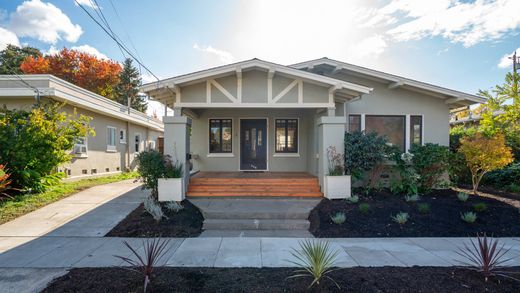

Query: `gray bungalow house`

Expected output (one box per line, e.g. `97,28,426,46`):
141,58,484,198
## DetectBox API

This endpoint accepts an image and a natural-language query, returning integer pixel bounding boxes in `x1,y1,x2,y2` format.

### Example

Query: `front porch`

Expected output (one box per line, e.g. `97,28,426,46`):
187,172,322,197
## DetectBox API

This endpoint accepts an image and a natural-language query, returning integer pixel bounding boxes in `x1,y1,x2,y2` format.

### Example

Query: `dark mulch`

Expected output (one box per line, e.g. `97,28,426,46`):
43,266,520,293
459,184,520,201
310,189,520,238
105,200,203,237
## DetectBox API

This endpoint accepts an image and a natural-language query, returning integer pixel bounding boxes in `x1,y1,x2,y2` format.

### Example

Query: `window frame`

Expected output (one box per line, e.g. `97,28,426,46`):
348,114,361,133
410,115,423,147
119,129,127,144
134,133,142,153
208,118,233,156
364,115,406,152
274,118,299,155
107,126,117,152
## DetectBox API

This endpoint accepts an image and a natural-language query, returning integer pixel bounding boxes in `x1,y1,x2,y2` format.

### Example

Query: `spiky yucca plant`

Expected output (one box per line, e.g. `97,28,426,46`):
457,234,516,282
287,240,340,288
115,238,171,293
330,212,346,224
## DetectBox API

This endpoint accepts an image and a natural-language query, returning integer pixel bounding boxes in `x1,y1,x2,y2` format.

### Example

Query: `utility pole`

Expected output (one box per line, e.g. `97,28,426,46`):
509,51,519,96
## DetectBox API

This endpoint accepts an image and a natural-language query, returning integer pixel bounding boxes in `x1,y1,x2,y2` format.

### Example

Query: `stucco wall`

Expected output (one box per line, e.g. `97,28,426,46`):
0,96,163,179
335,75,450,146
189,108,318,173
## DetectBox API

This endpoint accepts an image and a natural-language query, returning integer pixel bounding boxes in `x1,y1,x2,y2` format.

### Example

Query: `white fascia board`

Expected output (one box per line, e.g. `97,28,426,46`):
140,59,372,95
290,58,485,104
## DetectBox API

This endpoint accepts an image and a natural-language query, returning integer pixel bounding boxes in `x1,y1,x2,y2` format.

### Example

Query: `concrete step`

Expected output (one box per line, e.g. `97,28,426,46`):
203,219,310,230
187,191,322,197
201,210,310,220
199,229,314,238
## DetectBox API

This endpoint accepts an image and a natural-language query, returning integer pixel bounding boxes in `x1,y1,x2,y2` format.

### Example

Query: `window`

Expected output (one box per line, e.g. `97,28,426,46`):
209,119,232,153
119,129,126,144
148,140,156,150
348,115,361,133
365,115,405,152
275,119,298,153
134,133,141,152
73,137,88,155
107,127,116,151
410,115,423,146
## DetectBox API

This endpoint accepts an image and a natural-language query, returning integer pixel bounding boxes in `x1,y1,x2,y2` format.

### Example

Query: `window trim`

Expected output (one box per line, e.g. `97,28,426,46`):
134,132,142,153
107,126,117,152
119,129,127,144
274,118,299,155
409,115,424,147
208,118,234,156
348,114,361,133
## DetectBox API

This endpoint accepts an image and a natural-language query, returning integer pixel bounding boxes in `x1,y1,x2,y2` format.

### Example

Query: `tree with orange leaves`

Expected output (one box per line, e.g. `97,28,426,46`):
20,48,122,100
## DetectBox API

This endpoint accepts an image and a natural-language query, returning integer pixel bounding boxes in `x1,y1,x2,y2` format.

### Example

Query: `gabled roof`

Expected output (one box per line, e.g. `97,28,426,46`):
290,57,486,107
0,74,163,131
141,58,372,97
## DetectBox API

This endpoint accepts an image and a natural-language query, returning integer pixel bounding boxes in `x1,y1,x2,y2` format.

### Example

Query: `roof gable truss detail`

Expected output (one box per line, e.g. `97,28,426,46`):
207,79,238,103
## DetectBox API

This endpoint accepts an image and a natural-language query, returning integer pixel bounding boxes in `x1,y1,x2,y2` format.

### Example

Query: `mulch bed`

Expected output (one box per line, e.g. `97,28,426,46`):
310,189,520,238
459,184,520,201
43,266,520,292
105,200,203,237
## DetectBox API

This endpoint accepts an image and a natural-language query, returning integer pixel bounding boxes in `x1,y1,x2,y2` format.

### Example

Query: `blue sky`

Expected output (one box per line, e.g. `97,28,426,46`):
1,0,519,96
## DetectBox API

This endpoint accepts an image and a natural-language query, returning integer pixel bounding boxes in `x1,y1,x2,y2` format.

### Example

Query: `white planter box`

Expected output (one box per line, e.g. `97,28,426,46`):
158,178,184,202
324,175,351,199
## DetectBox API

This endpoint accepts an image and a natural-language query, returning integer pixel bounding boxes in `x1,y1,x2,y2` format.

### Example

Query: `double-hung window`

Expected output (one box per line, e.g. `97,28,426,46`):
209,119,232,153
275,119,298,153
348,115,361,133
107,126,116,152
410,115,423,146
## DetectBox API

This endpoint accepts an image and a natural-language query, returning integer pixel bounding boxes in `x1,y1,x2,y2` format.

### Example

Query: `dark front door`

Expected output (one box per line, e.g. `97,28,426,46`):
240,119,267,170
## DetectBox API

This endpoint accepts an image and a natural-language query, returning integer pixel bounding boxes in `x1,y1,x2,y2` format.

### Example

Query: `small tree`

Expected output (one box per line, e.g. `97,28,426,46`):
459,133,513,194
115,58,148,112
0,44,41,74
0,103,94,191
409,143,451,192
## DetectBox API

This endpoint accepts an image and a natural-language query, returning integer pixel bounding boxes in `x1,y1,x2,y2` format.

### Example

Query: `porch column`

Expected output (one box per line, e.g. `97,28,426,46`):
317,116,346,187
163,116,191,199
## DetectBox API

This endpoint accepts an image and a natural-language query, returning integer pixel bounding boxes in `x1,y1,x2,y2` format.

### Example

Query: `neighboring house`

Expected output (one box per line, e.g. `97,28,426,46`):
141,58,485,197
450,108,504,127
0,74,164,180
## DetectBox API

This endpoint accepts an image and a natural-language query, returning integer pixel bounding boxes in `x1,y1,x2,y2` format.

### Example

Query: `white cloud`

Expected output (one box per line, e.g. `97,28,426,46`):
193,43,234,64
0,27,20,50
348,35,388,59
370,0,520,47
498,47,520,68
74,0,99,9
70,44,108,59
42,45,59,55
9,0,83,44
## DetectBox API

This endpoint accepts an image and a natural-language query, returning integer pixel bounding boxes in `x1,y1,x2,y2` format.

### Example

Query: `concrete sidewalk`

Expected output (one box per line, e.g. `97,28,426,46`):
0,179,144,253
1,236,520,268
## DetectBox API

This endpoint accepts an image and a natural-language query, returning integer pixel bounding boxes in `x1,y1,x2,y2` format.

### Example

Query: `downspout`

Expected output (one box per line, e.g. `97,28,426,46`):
126,97,131,171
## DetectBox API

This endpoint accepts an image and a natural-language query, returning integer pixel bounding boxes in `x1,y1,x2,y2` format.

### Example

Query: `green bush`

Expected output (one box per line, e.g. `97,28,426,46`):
417,203,430,214
390,152,419,195
482,163,520,189
0,103,93,192
473,203,487,212
409,143,451,192
344,131,389,181
135,150,183,198
358,203,370,214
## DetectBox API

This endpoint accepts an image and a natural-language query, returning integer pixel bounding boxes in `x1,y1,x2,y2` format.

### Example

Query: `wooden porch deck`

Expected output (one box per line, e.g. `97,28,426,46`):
187,172,323,197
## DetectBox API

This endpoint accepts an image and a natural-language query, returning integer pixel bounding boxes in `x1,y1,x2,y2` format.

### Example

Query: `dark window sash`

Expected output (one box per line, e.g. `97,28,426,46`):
209,119,232,153
275,119,298,153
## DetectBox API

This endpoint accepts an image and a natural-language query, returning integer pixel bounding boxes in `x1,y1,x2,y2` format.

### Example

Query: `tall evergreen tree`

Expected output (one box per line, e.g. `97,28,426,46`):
116,58,147,112
0,44,41,74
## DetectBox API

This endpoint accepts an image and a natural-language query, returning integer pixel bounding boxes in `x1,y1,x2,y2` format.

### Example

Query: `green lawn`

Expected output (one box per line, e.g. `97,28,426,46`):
0,172,139,225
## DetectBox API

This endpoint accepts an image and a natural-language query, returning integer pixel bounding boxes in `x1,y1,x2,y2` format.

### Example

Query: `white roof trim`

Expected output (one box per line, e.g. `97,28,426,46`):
290,58,486,104
0,75,163,131
141,58,372,95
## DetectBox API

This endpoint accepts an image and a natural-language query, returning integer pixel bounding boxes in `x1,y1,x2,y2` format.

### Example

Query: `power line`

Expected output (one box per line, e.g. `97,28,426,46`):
74,0,162,82
89,0,127,59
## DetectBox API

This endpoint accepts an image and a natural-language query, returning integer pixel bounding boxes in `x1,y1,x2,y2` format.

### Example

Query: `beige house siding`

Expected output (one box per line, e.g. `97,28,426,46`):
0,95,163,180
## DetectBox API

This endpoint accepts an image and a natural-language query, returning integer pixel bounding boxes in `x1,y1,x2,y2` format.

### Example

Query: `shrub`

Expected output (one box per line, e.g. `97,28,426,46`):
473,203,488,212
391,152,419,195
456,234,514,282
417,203,430,214
330,212,346,224
115,238,172,293
164,201,184,213
482,163,520,190
287,240,340,289
143,196,165,222
344,131,389,181
391,212,409,225
0,164,13,200
461,211,477,223
135,151,183,198
457,192,469,202
0,103,94,192
459,133,513,194
358,203,370,214
404,194,420,202
409,143,451,192
346,195,359,204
